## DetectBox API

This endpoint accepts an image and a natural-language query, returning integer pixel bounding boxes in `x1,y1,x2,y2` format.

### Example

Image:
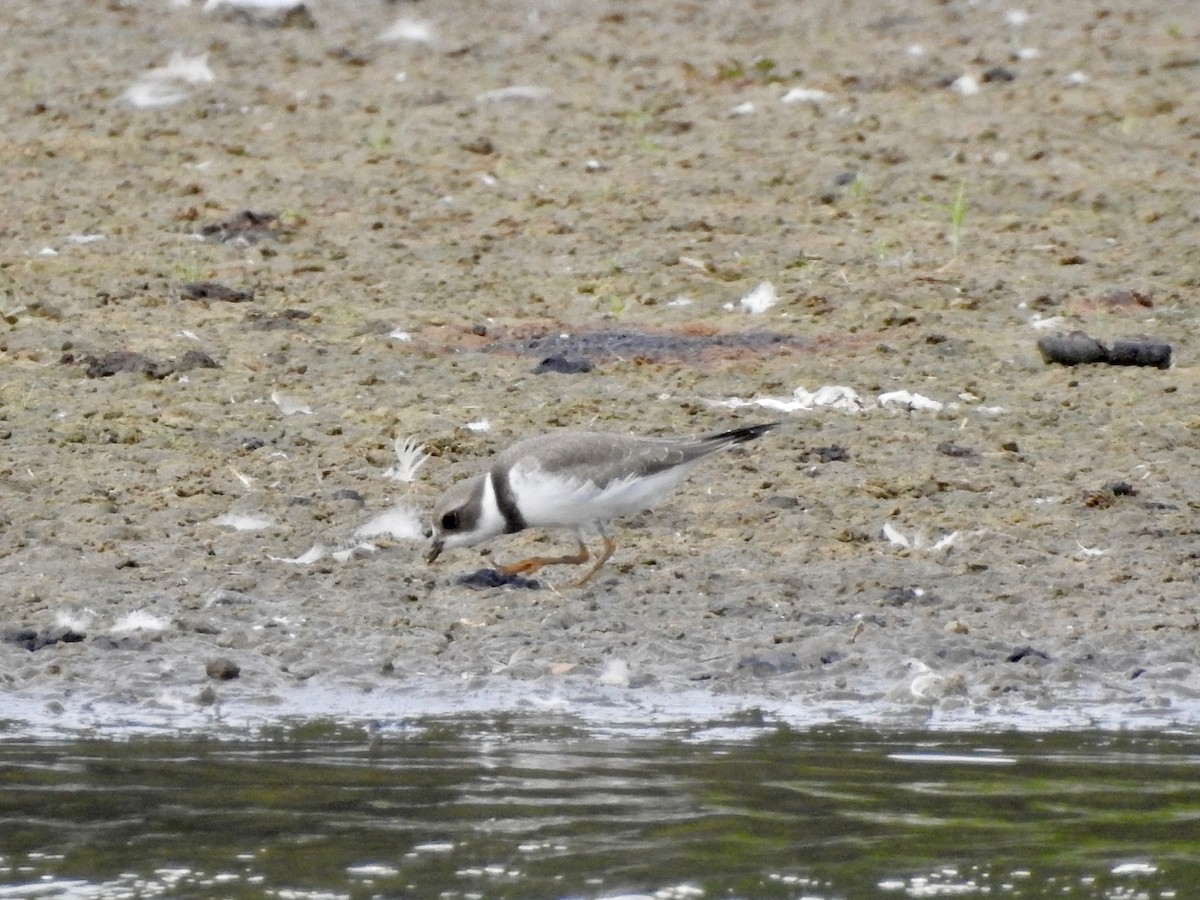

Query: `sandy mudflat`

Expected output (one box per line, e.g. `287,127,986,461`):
2,0,1199,736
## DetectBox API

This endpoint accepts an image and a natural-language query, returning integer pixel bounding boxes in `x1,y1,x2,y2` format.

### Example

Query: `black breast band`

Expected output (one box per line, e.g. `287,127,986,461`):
490,469,527,534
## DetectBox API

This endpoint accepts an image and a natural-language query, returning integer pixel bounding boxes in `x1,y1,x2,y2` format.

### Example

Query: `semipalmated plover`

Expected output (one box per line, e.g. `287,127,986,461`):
427,422,778,585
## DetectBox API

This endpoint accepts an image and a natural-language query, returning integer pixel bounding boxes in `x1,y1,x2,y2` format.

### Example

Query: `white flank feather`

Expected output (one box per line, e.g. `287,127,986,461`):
384,437,430,483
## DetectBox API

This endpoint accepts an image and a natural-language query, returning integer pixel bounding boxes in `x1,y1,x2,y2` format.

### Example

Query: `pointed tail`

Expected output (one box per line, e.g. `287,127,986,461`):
703,422,780,446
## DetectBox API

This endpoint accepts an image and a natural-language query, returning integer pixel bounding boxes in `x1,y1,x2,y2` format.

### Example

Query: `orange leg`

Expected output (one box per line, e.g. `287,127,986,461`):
497,533,620,586
572,534,618,586
497,538,590,578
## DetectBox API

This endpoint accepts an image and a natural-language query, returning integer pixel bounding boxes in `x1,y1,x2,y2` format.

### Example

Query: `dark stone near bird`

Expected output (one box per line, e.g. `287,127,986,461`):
535,356,593,374
1007,646,1052,664
936,441,976,458
3,627,85,651
1037,331,1108,366
881,587,939,607
67,349,219,379
246,309,312,330
200,210,286,243
76,350,156,377
1106,340,1172,369
182,281,254,303
457,569,542,590
175,350,221,372
982,66,1016,83
814,445,850,463
206,658,241,680
1038,331,1171,369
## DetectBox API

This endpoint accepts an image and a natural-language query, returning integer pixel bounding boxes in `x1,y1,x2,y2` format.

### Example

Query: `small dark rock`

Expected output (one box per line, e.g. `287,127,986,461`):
936,441,976,458
1106,340,1172,369
206,658,241,680
814,445,850,463
331,488,366,505
881,587,939,607
200,210,286,244
461,137,496,155
765,495,800,510
71,349,218,379
80,350,155,378
175,350,221,372
535,356,594,375
240,436,267,451
981,66,1016,83
456,568,542,590
1007,646,1051,664
1037,331,1108,366
1084,481,1137,508
3,627,86,651
245,309,312,331
834,171,858,186
182,281,255,303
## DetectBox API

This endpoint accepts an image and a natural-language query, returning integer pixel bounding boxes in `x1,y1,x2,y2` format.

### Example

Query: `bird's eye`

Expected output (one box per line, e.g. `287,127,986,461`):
441,511,460,530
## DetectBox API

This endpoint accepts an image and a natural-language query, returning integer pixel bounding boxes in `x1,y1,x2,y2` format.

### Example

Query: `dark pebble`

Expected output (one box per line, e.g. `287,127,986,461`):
814,445,850,463
1037,331,1108,366
1038,331,1173,369
456,568,542,590
78,350,155,378
246,309,311,331
981,66,1016,83
200,210,284,244
1106,340,1172,369
330,488,366,504
936,441,976,458
182,281,254,303
461,137,496,155
70,349,218,379
206,658,241,680
175,350,221,372
1007,646,1051,664
765,495,800,509
881,587,936,607
535,356,593,375
3,627,86,651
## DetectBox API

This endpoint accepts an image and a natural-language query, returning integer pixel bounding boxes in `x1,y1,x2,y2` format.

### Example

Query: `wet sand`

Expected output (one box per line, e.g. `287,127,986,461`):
2,0,1199,736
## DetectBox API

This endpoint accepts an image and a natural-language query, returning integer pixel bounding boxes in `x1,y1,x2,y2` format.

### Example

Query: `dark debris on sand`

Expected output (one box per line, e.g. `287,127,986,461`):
63,349,221,379
457,569,542,590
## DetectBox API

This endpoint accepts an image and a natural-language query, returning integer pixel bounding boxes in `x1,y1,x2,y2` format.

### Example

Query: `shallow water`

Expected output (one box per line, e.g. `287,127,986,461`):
1,718,1196,899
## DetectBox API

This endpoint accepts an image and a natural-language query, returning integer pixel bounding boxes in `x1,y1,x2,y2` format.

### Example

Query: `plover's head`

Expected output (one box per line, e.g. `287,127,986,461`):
426,473,504,562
